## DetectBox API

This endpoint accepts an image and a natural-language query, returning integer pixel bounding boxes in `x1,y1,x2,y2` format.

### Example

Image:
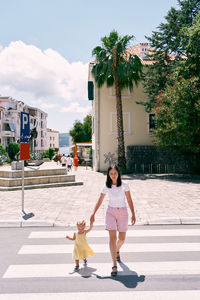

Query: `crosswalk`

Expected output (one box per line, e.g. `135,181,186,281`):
1,226,200,299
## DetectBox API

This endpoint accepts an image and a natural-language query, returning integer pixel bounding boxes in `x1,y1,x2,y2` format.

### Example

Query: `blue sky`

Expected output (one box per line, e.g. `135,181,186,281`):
0,0,179,132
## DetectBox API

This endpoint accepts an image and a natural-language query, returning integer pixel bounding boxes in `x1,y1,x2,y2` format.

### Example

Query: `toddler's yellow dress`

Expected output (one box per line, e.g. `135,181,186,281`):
73,231,95,260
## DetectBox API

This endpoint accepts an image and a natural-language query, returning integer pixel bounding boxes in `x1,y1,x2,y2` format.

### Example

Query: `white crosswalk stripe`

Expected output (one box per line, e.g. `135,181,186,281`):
28,228,200,238
0,291,200,300
3,261,200,278
18,242,200,254
1,226,200,299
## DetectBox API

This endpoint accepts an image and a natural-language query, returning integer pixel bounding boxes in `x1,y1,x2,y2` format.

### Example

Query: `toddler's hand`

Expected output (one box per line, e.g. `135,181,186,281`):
66,235,70,239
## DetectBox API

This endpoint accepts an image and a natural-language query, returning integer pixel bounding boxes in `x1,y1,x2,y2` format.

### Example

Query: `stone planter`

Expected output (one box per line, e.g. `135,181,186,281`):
11,161,23,170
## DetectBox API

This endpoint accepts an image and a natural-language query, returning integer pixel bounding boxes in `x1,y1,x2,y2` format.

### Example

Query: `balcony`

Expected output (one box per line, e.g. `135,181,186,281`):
2,131,15,137
2,116,13,123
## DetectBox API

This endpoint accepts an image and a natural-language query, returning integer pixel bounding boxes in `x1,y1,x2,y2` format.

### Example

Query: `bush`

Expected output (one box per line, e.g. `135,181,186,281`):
41,148,55,160
7,143,20,161
153,75,200,153
53,153,62,163
48,148,55,160
0,144,8,165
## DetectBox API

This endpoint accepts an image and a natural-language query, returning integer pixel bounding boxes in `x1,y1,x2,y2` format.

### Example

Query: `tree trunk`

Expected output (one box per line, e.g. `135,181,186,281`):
112,46,126,172
115,76,127,172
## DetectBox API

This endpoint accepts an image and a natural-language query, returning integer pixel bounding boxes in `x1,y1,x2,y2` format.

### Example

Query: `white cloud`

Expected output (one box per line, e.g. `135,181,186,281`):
61,102,92,114
39,102,57,109
0,41,88,102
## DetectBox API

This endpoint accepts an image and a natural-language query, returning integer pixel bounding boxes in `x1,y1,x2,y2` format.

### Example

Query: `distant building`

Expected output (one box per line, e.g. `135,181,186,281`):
59,133,69,147
47,128,59,151
0,96,47,154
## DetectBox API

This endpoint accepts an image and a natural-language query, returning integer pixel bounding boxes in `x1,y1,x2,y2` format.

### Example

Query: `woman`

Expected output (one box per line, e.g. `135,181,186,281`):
73,155,79,171
90,165,136,276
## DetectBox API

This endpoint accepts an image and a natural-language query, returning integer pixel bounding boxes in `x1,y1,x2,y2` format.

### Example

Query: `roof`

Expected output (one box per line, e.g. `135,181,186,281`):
126,43,153,65
90,43,177,66
47,128,59,133
70,142,92,148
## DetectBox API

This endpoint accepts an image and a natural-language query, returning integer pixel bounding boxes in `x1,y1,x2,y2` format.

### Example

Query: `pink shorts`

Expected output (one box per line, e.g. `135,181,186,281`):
105,206,128,232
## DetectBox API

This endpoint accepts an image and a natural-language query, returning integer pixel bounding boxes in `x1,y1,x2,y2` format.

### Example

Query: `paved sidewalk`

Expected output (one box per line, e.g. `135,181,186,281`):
0,162,199,227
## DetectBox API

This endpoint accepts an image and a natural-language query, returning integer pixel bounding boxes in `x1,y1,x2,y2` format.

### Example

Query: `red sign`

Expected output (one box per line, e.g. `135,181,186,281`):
20,143,30,160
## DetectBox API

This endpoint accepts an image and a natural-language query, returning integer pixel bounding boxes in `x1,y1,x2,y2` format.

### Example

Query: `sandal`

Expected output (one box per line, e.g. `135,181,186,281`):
74,265,79,272
116,251,121,262
111,265,118,276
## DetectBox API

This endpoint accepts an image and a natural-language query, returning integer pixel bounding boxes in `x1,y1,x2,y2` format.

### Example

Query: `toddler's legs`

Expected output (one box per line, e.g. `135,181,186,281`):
74,260,79,271
75,259,79,266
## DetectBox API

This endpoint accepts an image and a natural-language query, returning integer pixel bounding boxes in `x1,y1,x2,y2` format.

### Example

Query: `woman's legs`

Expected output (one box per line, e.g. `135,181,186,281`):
108,230,117,266
116,232,126,253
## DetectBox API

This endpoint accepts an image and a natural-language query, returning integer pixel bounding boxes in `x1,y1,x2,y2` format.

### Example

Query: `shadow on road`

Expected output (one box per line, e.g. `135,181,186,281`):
121,174,200,183
96,261,145,288
69,266,97,278
69,261,145,288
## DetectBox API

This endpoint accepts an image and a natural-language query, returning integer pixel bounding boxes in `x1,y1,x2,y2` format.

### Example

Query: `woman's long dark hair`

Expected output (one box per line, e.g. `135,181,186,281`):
106,165,122,188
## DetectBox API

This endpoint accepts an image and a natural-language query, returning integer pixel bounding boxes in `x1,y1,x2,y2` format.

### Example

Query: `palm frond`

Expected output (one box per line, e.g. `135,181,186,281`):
91,30,142,90
92,46,103,56
101,30,119,50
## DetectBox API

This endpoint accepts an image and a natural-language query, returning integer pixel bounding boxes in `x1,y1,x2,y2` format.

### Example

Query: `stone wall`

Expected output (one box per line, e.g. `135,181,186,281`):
126,145,200,174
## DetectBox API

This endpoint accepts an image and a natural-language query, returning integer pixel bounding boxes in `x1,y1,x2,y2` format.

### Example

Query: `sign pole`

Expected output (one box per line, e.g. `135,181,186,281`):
20,112,30,215
22,160,25,213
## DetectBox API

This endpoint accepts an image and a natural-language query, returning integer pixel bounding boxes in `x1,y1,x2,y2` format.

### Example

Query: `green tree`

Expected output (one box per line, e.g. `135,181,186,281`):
83,115,92,142
41,147,55,160
7,142,20,161
92,30,142,172
178,11,200,78
0,144,7,156
143,0,200,111
152,75,200,153
48,147,55,160
0,144,8,164
70,115,92,143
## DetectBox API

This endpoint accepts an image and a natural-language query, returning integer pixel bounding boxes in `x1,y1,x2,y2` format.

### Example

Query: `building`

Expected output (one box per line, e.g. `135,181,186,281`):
59,133,69,147
47,128,59,151
0,96,47,154
88,43,155,172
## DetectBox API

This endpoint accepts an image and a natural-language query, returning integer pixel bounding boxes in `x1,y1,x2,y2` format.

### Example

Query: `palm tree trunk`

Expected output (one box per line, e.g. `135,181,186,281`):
112,46,126,172
115,76,127,172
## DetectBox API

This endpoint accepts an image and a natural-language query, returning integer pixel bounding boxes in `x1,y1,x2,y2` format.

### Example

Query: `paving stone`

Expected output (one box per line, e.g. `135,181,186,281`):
0,161,199,227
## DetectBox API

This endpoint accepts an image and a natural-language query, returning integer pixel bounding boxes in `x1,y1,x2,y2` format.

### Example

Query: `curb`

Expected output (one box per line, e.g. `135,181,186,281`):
1,217,200,228
0,220,54,228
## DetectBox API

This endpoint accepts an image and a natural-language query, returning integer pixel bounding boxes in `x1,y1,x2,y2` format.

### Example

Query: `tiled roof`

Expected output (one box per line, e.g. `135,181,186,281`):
126,43,153,65
91,43,177,65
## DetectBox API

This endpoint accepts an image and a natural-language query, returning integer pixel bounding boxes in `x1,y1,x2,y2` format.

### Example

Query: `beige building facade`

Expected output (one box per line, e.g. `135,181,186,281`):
89,43,154,172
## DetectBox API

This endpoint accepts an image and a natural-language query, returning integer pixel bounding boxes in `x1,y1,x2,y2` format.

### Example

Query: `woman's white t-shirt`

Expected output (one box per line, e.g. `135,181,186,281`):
101,181,130,208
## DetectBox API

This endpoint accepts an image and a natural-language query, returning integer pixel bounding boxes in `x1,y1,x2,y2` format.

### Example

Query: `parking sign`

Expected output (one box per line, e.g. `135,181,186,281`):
20,112,30,142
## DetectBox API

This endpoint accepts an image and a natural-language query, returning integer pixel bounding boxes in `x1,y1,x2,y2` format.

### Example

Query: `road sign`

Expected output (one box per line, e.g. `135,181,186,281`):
20,112,30,142
20,143,30,160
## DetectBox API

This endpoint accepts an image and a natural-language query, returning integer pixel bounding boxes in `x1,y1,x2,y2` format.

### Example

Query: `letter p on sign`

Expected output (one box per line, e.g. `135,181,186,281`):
22,114,28,129
20,112,30,143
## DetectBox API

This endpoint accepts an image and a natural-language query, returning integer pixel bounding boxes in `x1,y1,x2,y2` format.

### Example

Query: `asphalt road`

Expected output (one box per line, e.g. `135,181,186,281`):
0,225,200,299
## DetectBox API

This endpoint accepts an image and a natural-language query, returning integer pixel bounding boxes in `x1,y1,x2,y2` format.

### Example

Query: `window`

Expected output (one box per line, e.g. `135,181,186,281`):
149,113,156,131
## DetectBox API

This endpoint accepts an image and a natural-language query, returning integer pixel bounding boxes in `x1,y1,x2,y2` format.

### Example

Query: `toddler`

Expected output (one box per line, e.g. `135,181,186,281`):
66,220,95,271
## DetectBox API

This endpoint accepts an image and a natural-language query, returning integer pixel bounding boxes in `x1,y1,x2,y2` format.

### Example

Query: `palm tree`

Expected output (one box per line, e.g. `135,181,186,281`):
92,30,143,172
